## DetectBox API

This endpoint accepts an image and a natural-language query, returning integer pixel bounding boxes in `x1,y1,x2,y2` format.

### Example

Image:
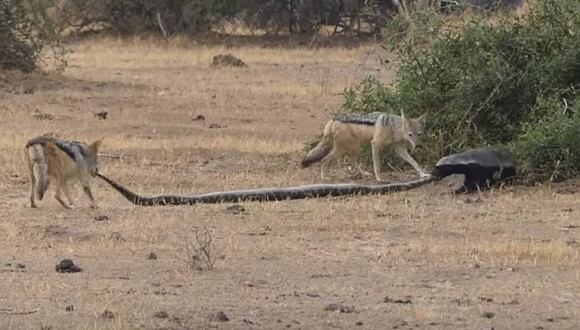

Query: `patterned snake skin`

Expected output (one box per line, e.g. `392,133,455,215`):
97,173,434,206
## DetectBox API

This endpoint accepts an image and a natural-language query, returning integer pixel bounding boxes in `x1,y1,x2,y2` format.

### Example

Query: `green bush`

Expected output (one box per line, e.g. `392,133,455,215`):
56,0,240,36
0,0,67,72
342,0,580,181
515,100,580,182
0,0,39,72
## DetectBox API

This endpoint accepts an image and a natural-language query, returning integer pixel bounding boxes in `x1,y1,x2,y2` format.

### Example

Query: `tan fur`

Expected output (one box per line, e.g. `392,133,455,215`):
302,113,428,181
25,137,103,209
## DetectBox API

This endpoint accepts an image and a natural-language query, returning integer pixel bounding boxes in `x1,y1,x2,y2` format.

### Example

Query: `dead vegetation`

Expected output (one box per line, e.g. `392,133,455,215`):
184,226,217,271
0,38,578,329
210,53,247,68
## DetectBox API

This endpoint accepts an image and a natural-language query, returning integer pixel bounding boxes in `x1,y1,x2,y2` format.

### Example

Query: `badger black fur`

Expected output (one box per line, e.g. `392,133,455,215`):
432,147,516,193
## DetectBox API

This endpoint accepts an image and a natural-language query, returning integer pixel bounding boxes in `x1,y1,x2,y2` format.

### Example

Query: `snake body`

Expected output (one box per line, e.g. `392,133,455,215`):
97,173,434,206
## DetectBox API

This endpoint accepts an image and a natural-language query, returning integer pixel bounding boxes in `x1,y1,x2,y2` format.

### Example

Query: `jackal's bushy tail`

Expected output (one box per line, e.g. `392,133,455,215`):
301,121,333,168
27,144,49,200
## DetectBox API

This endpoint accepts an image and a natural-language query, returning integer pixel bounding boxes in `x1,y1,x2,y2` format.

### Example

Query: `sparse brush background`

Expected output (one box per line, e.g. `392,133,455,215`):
342,0,580,182
2,2,580,329
2,0,579,182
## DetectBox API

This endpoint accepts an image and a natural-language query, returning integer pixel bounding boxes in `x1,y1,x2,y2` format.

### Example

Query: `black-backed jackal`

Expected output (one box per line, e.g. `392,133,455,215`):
25,136,103,209
301,112,429,181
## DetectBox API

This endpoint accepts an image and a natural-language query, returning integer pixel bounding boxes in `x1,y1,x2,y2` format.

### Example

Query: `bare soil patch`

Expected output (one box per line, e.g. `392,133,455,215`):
0,38,578,329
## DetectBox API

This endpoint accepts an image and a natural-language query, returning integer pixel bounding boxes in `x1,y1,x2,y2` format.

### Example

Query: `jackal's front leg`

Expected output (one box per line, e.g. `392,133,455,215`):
62,183,75,208
395,147,429,178
82,184,97,209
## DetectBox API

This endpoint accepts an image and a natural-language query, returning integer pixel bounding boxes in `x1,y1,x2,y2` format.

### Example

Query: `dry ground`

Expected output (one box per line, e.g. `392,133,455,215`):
0,38,578,330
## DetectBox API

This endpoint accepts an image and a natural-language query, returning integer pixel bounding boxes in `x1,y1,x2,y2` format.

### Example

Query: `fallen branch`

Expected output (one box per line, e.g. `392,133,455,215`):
0,309,39,315
156,11,168,40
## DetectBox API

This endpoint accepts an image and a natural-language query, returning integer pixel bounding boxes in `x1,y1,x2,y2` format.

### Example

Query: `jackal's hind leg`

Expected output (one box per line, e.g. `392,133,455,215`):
345,148,371,178
319,147,342,181
371,140,384,181
54,180,71,209
347,158,372,179
29,171,37,208
356,163,373,177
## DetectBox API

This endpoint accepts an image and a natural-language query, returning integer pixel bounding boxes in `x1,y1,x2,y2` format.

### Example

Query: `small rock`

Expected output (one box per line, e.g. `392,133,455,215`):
33,113,54,121
242,318,254,325
324,303,355,313
23,87,35,94
384,296,412,304
94,215,109,221
546,317,554,322
208,123,223,129
192,115,205,121
481,312,495,319
153,311,169,319
324,303,340,312
355,321,364,326
147,252,158,260
100,310,115,319
225,204,245,214
109,232,125,241
211,54,247,68
503,299,519,305
55,259,82,273
65,305,74,312
463,196,482,203
95,111,108,120
209,311,229,322
16,263,25,269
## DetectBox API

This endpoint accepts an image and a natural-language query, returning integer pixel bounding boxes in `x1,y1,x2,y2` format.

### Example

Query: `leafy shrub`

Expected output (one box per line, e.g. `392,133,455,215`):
0,0,40,72
0,0,68,72
342,76,394,114
53,0,240,36
342,0,580,181
515,100,580,182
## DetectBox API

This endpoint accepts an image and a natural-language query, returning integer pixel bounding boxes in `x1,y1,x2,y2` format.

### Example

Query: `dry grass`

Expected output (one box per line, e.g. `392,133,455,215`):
0,38,578,329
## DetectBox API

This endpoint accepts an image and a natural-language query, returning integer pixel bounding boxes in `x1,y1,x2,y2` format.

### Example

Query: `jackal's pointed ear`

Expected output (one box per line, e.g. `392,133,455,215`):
417,112,427,124
89,137,104,153
400,110,406,122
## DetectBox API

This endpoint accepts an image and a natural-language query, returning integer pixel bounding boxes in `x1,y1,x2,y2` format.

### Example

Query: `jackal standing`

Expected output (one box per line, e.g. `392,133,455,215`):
25,135,103,209
301,111,428,181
